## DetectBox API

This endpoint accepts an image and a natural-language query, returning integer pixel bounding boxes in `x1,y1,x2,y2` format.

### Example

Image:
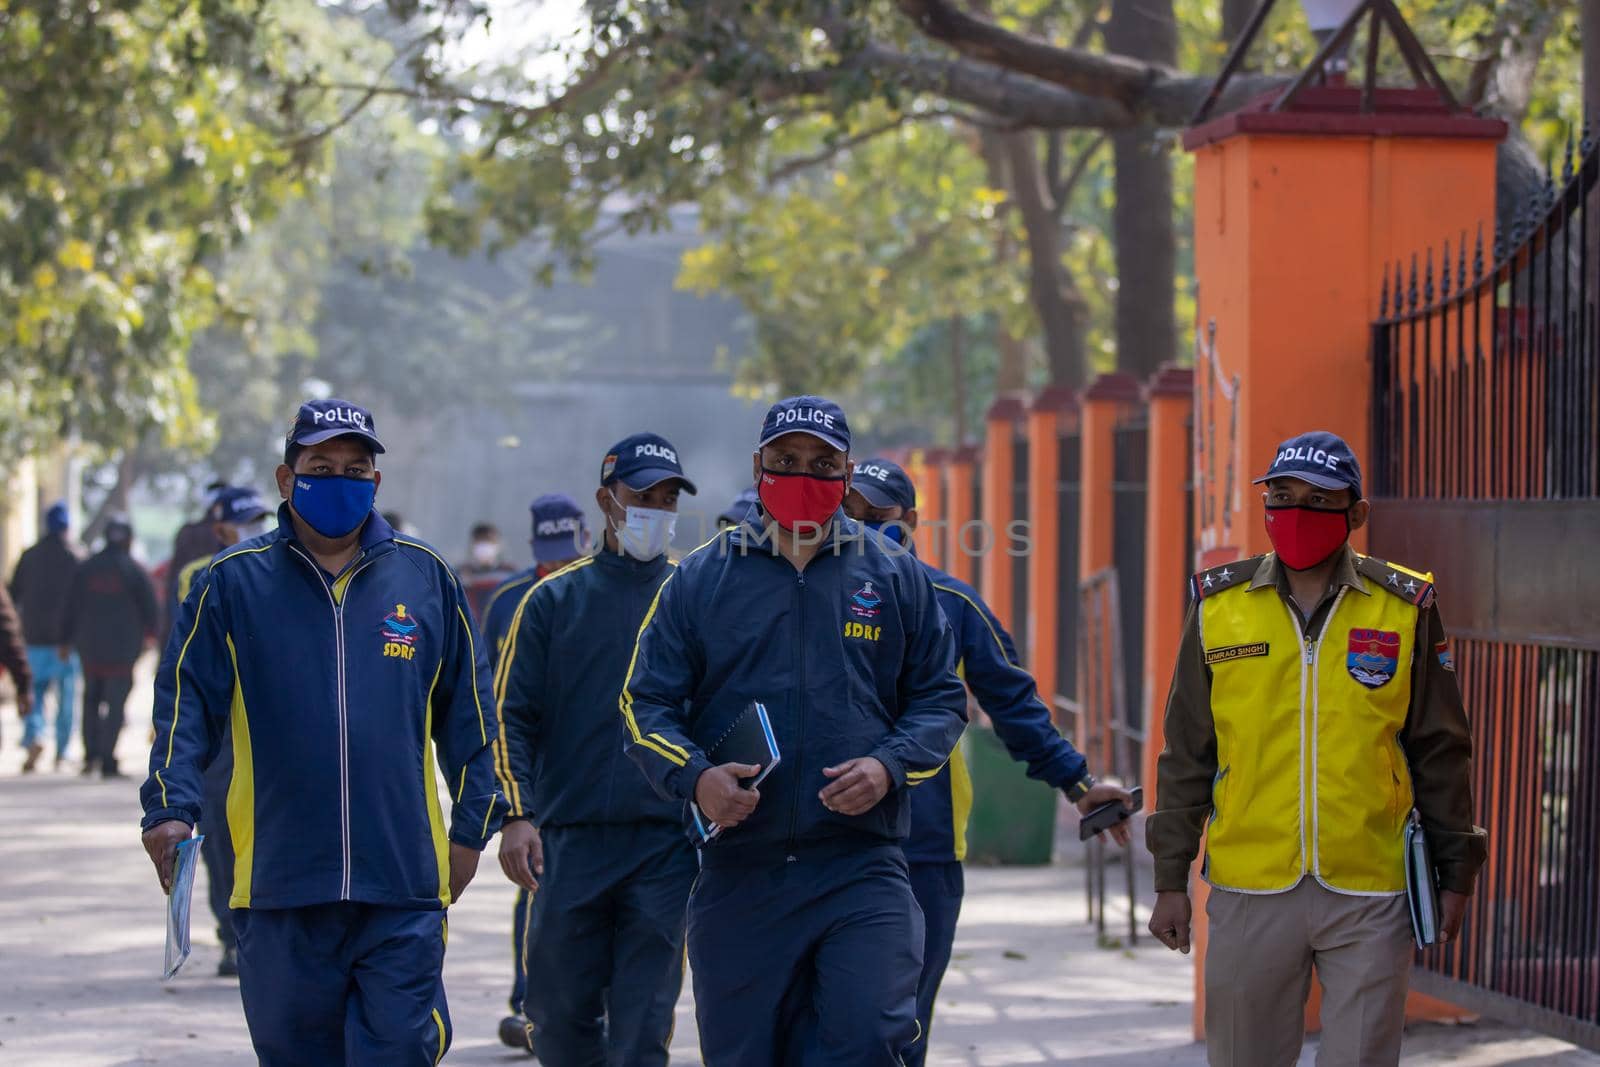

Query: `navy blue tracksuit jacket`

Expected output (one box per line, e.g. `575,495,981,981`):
498,549,696,1065
139,508,508,1066
902,560,1091,1067
620,515,967,1066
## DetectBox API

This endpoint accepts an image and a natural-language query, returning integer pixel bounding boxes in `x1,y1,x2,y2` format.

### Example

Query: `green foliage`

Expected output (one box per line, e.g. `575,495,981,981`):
0,0,307,466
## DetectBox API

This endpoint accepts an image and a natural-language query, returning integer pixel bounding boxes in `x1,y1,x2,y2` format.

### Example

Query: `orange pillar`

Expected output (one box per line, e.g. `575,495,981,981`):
1141,366,1194,804
944,447,977,587
1183,92,1505,1042
980,395,1025,631
1025,388,1076,711
1078,373,1141,579
909,448,944,566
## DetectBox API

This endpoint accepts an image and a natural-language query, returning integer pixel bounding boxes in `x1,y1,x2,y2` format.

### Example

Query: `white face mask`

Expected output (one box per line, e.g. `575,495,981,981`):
237,517,271,541
471,541,500,566
610,492,676,561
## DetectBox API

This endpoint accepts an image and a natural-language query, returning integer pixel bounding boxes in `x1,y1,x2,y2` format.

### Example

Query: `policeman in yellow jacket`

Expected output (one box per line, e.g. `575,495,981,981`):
1147,431,1486,1067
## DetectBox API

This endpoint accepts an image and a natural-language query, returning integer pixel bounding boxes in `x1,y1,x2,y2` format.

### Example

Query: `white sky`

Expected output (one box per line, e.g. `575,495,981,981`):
442,0,588,87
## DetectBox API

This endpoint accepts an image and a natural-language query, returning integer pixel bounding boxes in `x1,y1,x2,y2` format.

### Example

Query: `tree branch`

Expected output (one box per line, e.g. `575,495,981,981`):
765,108,1015,184
1051,132,1107,215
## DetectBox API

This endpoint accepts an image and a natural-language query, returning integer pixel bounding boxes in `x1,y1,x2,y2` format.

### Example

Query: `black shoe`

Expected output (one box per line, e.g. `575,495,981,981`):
101,768,127,779
218,944,239,978
498,1014,533,1051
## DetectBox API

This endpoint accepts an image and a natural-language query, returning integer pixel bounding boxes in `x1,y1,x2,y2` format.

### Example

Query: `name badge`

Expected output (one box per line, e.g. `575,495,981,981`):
1204,642,1270,665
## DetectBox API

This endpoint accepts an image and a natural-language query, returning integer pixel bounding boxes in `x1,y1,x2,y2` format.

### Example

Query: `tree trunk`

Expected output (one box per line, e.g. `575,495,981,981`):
999,130,1090,387
83,447,142,546
976,130,1034,393
1105,0,1178,382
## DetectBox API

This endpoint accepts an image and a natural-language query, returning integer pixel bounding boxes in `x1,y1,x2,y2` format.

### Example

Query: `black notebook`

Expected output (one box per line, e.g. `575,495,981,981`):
690,701,781,843
1405,810,1440,948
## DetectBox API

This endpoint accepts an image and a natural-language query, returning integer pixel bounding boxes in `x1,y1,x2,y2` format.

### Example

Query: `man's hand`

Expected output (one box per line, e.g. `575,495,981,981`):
1149,890,1193,953
819,757,892,816
695,763,762,828
497,819,543,893
1439,890,1469,943
448,843,481,904
1075,782,1137,847
141,819,193,894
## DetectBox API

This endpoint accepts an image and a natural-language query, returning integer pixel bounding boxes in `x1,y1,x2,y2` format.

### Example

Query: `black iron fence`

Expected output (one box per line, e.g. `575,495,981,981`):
1112,415,1149,733
1370,127,1600,1047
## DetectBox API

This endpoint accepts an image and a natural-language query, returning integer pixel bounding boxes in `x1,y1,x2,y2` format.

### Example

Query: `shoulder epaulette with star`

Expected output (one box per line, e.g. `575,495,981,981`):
1190,555,1266,602
1356,554,1436,609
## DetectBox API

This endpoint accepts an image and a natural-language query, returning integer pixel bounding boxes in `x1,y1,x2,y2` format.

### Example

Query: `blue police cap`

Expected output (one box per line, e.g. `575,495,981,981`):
214,487,270,525
530,493,589,563
600,433,697,496
1253,430,1363,499
45,501,69,534
759,395,851,453
717,487,759,526
851,458,917,510
286,398,385,454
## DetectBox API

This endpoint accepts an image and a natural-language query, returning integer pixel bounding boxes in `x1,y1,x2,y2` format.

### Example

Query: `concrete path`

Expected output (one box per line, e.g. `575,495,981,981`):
0,665,1594,1065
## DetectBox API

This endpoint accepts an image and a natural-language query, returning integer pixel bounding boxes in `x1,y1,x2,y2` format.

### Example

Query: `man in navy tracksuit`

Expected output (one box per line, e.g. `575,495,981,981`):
139,399,511,1067
480,491,590,1053
845,457,1135,1066
620,396,969,1067
497,434,699,1067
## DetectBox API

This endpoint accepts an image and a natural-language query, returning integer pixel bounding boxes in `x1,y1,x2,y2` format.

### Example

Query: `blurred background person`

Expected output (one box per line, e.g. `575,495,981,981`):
9,501,79,771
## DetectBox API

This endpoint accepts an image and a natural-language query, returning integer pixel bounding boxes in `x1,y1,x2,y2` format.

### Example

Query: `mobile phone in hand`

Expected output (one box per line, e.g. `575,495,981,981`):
1078,785,1143,841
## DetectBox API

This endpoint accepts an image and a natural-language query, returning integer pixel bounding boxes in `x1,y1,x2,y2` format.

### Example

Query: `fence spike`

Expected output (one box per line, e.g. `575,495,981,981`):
1394,261,1406,309
1473,224,1485,280
1458,231,1469,290
1564,129,1577,184
1424,247,1435,305
1440,239,1452,297
1584,111,1596,156
1408,253,1419,312
1379,268,1390,317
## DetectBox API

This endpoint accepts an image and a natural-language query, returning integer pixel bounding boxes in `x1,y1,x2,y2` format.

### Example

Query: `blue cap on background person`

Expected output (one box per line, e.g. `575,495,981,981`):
600,433,698,495
45,501,69,534
1252,430,1363,499
851,458,917,510
530,493,589,563
285,398,386,454
214,487,271,525
717,487,759,526
758,395,851,453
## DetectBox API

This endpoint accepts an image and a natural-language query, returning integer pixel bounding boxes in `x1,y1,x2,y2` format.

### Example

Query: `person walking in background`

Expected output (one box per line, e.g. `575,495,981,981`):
715,486,758,529
0,581,33,748
459,522,516,623
172,485,274,978
164,481,229,611
1147,431,1486,1067
620,396,969,1066
479,490,590,1053
842,457,1135,1067
63,516,157,779
139,398,509,1066
497,434,699,1066
9,501,79,771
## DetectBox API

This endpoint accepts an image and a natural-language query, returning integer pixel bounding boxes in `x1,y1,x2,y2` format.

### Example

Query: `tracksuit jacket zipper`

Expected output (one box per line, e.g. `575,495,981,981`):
786,569,807,861
289,544,376,901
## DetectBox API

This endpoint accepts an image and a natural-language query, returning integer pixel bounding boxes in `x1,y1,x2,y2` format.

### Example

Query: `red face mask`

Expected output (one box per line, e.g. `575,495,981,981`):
758,469,846,532
1264,505,1350,571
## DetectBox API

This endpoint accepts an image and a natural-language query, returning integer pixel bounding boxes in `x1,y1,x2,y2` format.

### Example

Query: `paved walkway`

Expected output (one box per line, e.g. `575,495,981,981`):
0,667,1595,1065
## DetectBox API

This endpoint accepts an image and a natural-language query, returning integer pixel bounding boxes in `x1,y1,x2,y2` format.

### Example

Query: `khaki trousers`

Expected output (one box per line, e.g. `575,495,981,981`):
1205,878,1414,1067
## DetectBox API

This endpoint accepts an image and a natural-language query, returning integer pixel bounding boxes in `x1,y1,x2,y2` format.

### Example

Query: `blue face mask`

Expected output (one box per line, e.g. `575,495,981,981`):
291,475,376,539
866,520,907,545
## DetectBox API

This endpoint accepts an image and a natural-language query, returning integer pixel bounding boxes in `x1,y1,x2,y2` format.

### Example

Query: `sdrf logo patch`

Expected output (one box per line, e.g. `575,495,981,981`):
382,604,419,661
849,582,881,620
1347,628,1400,688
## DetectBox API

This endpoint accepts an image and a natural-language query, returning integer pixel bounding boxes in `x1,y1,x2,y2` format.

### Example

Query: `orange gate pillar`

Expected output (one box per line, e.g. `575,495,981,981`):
1183,83,1505,1042
910,448,945,567
944,447,978,587
980,395,1026,631
1025,388,1077,713
1140,365,1195,802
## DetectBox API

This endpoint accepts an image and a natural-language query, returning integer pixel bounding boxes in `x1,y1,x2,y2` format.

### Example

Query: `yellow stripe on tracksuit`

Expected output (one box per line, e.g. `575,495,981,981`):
617,532,726,769
422,659,451,905
491,557,595,816
224,634,257,907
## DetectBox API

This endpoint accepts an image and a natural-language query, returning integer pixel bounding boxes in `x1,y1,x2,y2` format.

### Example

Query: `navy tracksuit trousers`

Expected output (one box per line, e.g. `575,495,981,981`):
233,902,450,1067
510,885,533,1012
522,822,696,1067
689,841,925,1067
903,860,965,1067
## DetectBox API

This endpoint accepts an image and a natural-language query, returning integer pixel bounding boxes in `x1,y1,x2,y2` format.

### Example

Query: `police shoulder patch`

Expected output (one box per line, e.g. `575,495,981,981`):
1355,554,1436,609
1190,555,1265,602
